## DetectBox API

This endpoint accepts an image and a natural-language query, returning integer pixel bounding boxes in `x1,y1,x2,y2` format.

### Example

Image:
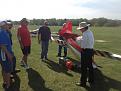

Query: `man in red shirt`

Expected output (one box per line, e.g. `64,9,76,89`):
17,18,31,69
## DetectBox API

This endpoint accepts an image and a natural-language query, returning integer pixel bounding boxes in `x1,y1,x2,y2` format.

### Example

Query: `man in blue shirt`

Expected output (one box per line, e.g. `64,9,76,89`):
6,20,20,74
0,21,13,90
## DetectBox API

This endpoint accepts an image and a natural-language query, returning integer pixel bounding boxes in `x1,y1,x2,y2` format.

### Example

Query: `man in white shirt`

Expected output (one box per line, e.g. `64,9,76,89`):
76,22,94,87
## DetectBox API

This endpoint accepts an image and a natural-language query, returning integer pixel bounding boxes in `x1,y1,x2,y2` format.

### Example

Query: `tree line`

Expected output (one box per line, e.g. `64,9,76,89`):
13,17,121,27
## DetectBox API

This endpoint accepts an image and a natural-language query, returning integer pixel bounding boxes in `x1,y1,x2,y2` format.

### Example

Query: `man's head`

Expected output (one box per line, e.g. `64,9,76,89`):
44,20,48,26
0,21,9,30
77,22,90,32
64,18,67,22
6,20,13,30
20,18,29,26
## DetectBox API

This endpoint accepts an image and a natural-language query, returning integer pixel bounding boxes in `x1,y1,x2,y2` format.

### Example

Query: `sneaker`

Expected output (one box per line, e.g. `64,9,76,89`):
11,69,20,75
45,57,49,60
4,86,11,91
63,56,67,58
88,81,95,86
63,55,67,57
2,83,6,88
76,82,86,87
56,55,61,57
40,58,44,61
20,61,26,66
40,57,45,61
2,83,11,91
24,65,30,70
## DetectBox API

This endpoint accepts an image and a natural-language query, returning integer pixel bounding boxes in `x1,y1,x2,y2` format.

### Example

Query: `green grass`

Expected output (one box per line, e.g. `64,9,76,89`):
0,26,121,91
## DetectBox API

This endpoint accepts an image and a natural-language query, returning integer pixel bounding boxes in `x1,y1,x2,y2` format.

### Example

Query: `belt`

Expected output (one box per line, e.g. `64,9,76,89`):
82,48,93,50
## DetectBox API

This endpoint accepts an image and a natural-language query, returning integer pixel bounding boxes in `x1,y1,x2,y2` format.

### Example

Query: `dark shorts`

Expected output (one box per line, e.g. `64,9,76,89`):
22,46,31,55
0,60,12,73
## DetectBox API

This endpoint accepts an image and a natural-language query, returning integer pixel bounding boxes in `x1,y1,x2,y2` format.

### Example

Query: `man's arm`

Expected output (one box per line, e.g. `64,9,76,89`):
38,33,41,44
38,29,41,44
49,28,53,42
0,45,13,61
17,29,24,49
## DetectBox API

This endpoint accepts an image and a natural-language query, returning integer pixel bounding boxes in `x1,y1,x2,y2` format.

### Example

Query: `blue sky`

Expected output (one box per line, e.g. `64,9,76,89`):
0,0,121,20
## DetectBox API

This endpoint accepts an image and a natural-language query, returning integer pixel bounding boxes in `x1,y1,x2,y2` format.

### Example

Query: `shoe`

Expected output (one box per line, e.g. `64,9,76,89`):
2,83,6,88
24,65,30,70
63,55,67,57
40,57,45,61
45,57,48,60
89,81,95,86
56,55,61,57
4,86,11,91
42,59,44,61
76,82,86,87
20,61,26,66
41,58,44,61
11,69,20,75
63,56,67,58
2,83,11,91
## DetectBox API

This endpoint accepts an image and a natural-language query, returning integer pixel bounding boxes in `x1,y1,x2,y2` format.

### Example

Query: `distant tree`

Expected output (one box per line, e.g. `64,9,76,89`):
47,18,58,26
12,18,121,27
104,20,121,27
90,18,108,26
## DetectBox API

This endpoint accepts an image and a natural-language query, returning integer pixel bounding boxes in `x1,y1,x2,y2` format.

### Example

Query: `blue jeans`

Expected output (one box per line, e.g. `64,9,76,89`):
58,45,67,57
41,41,49,59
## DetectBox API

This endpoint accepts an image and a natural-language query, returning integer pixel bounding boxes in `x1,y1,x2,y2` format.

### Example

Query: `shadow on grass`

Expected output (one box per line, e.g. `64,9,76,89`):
67,57,121,91
43,59,73,77
10,74,21,91
27,68,52,91
85,69,121,91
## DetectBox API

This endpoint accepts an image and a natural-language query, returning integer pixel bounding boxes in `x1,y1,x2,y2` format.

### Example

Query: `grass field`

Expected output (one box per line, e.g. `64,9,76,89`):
0,26,121,91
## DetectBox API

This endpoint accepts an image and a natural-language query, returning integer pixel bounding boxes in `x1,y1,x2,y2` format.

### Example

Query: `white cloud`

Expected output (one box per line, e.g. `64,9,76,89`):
0,0,121,20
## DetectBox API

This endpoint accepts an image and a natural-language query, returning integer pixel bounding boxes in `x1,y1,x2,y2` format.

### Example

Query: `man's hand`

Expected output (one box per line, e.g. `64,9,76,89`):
20,44,24,49
50,39,52,43
6,52,13,62
38,40,41,44
0,45,13,62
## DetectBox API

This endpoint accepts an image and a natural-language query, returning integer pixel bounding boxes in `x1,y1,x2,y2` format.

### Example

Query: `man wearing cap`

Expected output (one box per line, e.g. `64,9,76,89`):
76,22,94,87
38,20,51,60
6,20,20,75
0,21,13,90
17,18,31,69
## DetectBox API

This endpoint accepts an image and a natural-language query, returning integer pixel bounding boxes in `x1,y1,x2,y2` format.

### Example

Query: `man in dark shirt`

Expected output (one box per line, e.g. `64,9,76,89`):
38,20,51,60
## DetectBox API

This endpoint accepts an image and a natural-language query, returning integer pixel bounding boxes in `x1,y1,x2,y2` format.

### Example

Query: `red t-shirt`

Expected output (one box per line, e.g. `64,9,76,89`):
17,25,31,46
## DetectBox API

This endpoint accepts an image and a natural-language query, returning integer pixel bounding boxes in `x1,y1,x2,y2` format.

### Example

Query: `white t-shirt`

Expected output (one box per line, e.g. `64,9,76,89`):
80,29,94,49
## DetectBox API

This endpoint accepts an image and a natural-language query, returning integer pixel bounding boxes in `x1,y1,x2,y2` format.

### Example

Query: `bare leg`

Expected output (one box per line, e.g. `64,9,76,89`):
2,70,11,88
22,55,28,65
